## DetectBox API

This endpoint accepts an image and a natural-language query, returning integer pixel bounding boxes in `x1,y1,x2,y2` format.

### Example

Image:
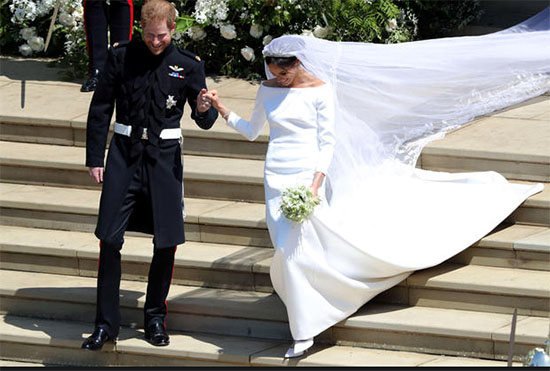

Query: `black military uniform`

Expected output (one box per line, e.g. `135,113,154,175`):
84,39,217,345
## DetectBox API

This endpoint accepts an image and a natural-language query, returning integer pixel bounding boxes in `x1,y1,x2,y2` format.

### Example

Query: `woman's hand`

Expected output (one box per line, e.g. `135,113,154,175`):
310,172,325,197
202,90,232,120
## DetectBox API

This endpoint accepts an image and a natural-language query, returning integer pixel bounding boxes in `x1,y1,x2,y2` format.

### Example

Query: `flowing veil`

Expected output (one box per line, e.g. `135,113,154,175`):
256,9,548,339
263,8,549,205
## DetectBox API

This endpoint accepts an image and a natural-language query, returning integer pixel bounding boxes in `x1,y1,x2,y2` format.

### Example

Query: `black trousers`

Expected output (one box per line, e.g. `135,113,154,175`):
83,0,134,73
95,158,176,338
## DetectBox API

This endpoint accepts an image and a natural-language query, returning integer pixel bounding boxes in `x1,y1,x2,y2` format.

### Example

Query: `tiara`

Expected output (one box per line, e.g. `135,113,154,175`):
262,51,296,58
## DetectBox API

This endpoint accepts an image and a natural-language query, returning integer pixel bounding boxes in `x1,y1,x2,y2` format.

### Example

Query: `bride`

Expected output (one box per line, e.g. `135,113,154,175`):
203,9,549,358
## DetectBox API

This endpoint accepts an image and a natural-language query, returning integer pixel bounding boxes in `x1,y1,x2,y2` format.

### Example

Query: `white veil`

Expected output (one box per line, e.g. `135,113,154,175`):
262,8,550,202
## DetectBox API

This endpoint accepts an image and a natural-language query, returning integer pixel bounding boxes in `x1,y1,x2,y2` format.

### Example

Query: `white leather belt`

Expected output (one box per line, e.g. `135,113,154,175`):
114,122,181,140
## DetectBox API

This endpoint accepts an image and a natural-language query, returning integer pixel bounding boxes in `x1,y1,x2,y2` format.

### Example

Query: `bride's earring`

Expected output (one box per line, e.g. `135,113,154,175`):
284,337,314,358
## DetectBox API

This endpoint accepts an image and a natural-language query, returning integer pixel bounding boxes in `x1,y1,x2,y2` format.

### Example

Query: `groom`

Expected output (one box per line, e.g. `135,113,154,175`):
82,0,217,350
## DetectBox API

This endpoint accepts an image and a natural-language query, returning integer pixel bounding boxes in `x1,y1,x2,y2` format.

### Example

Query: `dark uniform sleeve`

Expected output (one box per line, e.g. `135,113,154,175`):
85,46,120,167
186,60,218,130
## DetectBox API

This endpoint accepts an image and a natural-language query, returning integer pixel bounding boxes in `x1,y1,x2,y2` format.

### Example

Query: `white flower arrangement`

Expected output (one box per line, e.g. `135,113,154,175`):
28,36,45,52
279,186,321,223
18,44,33,57
385,18,398,32
187,26,207,41
249,24,263,39
194,0,228,27
20,27,37,41
220,24,237,39
240,46,255,62
8,0,84,57
58,12,76,27
313,25,329,39
262,35,273,46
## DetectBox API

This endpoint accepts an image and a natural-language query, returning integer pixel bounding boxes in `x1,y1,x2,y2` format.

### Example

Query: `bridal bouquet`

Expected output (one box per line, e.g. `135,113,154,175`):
280,186,321,223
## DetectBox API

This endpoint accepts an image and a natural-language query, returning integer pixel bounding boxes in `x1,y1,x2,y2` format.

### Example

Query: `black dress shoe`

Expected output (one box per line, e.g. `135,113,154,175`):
81,327,113,351
81,69,101,92
144,319,170,346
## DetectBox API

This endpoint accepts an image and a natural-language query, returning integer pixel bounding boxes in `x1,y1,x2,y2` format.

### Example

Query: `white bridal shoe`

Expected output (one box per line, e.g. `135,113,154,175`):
284,338,314,358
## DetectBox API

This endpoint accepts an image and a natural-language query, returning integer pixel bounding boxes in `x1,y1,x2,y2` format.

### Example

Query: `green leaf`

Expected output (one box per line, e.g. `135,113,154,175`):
175,15,196,33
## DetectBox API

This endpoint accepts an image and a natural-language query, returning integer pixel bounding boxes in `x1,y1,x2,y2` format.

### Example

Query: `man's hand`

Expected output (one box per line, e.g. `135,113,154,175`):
89,167,104,183
197,88,212,113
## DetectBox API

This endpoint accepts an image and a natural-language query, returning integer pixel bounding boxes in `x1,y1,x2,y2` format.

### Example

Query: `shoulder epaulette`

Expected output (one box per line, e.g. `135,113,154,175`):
112,40,131,48
178,47,202,62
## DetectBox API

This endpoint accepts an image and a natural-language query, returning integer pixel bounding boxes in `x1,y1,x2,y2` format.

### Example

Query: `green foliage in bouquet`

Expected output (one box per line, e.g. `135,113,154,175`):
280,185,321,223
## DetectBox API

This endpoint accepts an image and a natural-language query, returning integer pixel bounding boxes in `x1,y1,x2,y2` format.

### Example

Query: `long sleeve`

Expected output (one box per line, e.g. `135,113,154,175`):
186,59,218,130
226,87,267,141
85,47,119,167
315,87,336,174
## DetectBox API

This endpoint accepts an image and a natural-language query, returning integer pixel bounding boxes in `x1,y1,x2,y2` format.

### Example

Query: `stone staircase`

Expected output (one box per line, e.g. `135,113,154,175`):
0,59,549,366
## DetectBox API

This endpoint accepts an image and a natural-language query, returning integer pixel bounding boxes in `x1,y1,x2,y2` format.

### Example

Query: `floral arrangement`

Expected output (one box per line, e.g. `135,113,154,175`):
280,185,321,223
1,0,481,80
174,0,418,79
2,0,86,76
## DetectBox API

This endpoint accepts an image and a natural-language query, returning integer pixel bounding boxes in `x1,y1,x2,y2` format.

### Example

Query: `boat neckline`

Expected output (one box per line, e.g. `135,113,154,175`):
260,82,327,89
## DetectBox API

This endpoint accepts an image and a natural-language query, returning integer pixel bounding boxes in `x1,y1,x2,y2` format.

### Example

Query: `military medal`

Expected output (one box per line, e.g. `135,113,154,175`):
168,65,185,79
166,95,177,109
168,72,185,79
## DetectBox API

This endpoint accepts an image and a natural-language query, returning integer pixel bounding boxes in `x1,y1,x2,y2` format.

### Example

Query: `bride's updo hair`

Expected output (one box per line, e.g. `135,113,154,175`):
265,56,298,68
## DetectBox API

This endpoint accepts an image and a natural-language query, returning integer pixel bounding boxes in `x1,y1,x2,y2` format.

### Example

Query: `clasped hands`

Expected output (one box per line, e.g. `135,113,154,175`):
197,88,224,115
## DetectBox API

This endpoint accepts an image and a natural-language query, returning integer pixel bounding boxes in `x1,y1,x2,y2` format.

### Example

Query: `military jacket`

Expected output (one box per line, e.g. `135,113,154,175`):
85,40,218,247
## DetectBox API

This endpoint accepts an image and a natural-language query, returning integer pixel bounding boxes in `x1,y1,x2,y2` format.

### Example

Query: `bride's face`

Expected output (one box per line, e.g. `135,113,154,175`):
268,62,300,87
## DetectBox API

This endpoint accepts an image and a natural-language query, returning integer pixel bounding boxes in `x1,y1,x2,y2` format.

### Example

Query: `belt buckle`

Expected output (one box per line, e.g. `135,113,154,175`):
141,128,149,140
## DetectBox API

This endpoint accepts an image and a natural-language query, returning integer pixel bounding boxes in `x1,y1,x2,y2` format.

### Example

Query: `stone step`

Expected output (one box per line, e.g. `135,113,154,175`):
421,95,550,183
0,269,547,361
0,182,272,248
0,78,267,160
0,225,274,293
0,315,513,367
450,223,550,271
0,141,265,202
1,180,547,252
2,224,548,311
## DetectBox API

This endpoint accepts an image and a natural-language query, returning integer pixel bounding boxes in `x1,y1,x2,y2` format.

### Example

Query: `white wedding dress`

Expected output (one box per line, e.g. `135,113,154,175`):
225,81,543,340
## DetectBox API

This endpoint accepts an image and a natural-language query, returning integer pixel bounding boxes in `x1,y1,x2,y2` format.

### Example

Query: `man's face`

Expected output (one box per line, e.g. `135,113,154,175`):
142,20,175,55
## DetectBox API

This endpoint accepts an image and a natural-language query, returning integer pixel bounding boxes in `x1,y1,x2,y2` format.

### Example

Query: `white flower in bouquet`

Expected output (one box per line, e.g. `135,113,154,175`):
28,36,45,52
59,12,75,27
385,18,398,32
313,25,329,39
220,24,237,40
301,29,314,37
20,27,37,41
172,31,184,41
19,44,33,57
262,35,273,46
240,46,255,62
249,24,263,39
188,26,207,41
279,185,321,223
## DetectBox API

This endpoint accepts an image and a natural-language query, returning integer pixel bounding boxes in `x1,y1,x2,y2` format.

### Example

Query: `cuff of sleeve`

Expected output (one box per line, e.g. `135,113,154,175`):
86,157,104,168
225,111,239,128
